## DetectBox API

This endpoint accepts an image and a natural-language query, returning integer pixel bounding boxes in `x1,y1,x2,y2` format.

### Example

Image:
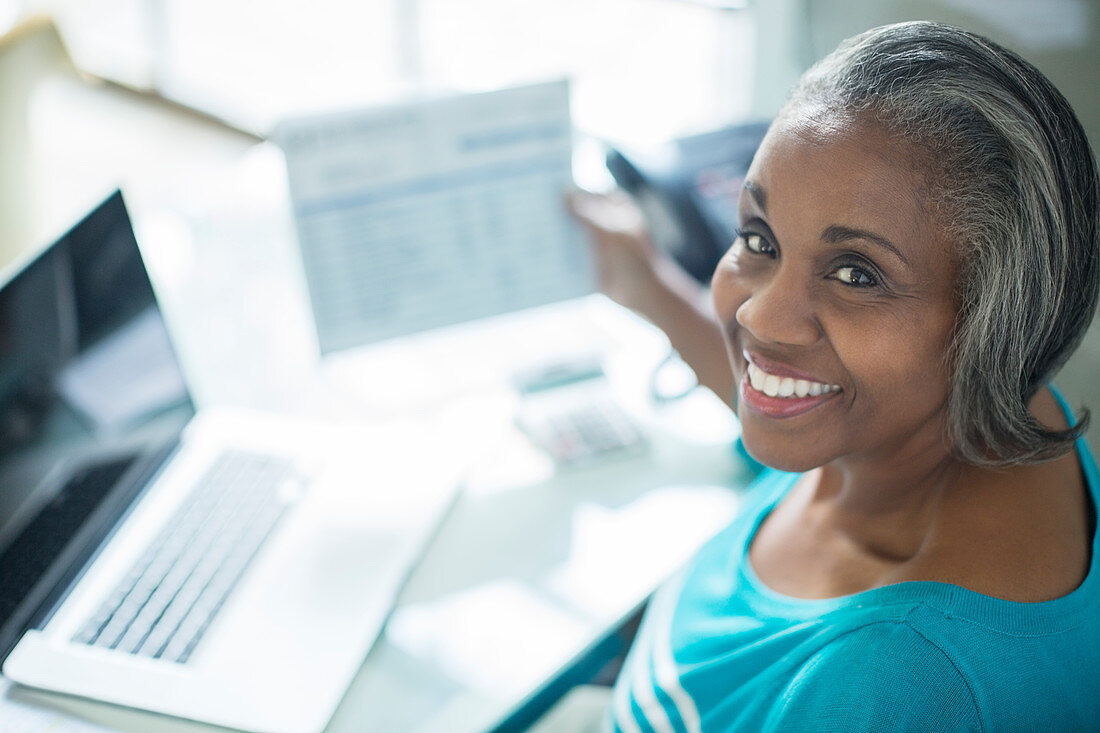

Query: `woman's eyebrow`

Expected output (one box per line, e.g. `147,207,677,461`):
822,224,910,266
742,180,767,212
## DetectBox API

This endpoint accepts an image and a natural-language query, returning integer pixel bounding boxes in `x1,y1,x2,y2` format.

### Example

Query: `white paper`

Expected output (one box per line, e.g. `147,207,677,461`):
1,678,119,733
276,80,594,353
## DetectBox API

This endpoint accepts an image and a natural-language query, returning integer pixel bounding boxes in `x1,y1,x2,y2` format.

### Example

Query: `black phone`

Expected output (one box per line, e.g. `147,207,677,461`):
605,120,770,284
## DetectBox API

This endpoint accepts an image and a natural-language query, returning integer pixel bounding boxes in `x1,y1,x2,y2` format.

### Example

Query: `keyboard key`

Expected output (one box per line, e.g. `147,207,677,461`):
73,451,300,664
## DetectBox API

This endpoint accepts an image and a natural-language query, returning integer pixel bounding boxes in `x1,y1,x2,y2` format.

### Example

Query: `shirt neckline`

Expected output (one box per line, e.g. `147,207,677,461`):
735,393,1100,634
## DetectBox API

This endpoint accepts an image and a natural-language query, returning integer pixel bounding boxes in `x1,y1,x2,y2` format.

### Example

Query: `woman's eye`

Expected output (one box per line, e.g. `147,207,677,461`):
835,265,877,287
740,232,775,257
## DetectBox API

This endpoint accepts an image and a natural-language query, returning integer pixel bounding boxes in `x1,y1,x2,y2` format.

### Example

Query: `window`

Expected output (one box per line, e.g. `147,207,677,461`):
14,0,755,142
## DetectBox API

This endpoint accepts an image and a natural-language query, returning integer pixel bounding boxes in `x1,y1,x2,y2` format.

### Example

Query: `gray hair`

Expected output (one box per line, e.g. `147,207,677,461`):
785,21,1100,466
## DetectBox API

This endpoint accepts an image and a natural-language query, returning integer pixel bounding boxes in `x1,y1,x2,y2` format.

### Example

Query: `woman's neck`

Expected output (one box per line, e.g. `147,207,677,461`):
809,443,965,564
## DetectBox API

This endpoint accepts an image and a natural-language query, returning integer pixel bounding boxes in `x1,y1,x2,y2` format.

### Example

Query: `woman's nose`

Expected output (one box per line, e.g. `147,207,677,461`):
735,266,821,346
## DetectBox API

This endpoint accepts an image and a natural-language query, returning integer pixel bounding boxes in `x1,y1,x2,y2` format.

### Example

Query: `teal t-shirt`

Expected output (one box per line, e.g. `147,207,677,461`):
610,395,1100,732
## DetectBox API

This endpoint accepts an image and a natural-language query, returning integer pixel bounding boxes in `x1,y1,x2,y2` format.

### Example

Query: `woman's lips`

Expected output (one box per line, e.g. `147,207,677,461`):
743,351,833,384
739,372,841,418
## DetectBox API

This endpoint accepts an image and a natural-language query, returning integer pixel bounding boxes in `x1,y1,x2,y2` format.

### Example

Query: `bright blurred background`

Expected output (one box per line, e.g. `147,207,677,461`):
2,0,1096,144
0,0,1098,450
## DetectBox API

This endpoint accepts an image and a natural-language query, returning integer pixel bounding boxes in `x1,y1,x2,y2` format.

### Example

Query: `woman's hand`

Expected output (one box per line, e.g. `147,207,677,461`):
565,190,670,318
565,189,735,409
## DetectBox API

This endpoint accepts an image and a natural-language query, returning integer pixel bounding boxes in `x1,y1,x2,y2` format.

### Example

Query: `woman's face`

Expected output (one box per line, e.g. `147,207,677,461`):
712,109,959,472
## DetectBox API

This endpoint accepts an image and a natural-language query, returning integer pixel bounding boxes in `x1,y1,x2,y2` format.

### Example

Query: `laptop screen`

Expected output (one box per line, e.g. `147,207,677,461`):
0,191,195,564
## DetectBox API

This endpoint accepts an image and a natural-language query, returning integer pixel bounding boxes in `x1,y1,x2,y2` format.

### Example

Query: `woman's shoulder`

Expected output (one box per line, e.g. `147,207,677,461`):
771,606,1100,730
765,619,980,731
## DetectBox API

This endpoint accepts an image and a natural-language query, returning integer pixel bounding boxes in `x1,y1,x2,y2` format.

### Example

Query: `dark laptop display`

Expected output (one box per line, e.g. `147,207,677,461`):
0,191,194,659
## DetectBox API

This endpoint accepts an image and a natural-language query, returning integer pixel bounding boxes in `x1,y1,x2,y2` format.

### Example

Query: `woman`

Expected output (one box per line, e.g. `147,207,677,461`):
569,21,1100,731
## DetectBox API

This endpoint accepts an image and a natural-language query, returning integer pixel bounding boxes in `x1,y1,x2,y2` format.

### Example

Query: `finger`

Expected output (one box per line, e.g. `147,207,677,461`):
569,191,646,236
564,189,605,224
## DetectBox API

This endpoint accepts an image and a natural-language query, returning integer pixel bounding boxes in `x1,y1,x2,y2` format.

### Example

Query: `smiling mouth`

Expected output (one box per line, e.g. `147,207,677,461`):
739,356,842,418
746,361,840,398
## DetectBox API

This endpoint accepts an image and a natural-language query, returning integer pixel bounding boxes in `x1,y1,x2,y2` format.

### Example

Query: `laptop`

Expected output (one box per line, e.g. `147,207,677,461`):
0,190,460,733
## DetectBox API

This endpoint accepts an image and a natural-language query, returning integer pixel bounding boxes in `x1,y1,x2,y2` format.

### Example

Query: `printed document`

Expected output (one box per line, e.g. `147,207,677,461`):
276,80,593,353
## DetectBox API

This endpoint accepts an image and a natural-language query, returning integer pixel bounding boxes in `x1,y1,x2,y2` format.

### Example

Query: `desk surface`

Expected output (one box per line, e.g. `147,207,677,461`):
7,75,753,733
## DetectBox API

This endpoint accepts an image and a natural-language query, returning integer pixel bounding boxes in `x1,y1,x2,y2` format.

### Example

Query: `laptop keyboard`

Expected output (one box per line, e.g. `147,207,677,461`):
73,451,301,664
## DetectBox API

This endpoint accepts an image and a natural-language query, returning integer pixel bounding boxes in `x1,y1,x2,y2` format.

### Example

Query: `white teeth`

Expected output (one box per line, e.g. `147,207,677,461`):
750,365,766,391
746,361,838,399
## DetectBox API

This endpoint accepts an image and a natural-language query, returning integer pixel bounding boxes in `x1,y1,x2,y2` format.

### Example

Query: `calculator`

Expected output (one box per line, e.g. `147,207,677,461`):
512,356,647,465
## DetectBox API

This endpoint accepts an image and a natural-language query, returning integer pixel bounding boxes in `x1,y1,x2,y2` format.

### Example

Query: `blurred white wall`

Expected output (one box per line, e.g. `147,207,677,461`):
0,16,73,266
752,0,1099,155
